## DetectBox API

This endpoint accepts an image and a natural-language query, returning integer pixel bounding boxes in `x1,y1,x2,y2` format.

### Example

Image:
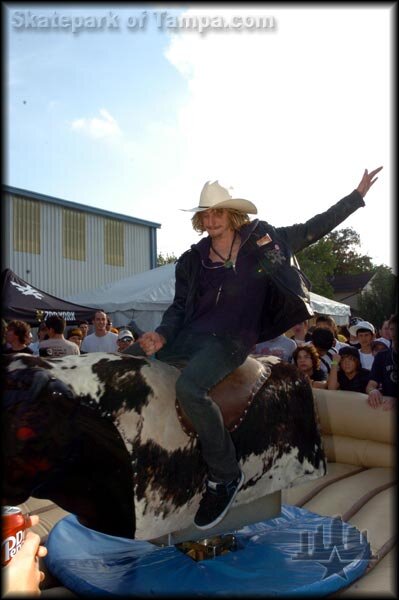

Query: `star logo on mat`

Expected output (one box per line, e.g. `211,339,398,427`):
316,545,352,580
292,517,371,581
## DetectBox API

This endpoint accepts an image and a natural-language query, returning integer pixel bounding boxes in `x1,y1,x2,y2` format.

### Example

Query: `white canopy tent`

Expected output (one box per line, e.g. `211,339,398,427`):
305,291,351,325
66,263,351,331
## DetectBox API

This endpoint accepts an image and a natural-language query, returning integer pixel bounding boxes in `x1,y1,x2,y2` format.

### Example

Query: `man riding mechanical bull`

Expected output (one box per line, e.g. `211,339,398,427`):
2,167,382,541
137,166,382,531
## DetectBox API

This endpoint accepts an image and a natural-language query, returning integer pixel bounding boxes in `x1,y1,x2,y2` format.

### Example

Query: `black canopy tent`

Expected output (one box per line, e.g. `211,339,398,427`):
1,269,97,326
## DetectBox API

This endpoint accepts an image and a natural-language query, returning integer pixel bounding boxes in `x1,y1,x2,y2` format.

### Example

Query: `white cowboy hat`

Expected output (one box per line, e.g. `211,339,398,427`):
181,180,258,214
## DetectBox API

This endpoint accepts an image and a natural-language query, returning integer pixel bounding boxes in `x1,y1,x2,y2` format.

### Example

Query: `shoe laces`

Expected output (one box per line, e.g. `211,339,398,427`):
205,477,237,498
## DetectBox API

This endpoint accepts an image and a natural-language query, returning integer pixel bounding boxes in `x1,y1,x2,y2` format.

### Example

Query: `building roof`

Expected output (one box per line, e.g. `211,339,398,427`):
3,185,161,230
329,272,375,293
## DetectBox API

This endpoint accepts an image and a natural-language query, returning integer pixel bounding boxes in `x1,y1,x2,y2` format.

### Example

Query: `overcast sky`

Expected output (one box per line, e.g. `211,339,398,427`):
5,3,395,272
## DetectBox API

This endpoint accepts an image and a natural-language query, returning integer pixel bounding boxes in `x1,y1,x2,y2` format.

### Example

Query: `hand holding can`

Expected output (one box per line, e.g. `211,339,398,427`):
2,506,31,566
2,510,47,596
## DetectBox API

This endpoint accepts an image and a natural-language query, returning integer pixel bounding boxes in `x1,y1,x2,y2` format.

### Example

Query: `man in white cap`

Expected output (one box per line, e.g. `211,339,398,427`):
139,167,382,531
117,329,135,353
348,320,376,370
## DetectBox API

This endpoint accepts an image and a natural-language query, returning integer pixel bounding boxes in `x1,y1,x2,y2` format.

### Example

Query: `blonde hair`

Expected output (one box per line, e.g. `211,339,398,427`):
192,208,250,234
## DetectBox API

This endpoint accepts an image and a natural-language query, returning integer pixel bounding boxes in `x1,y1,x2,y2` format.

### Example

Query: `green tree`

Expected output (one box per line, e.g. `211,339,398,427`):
296,227,378,297
357,265,397,327
323,228,376,274
296,239,337,297
157,252,178,266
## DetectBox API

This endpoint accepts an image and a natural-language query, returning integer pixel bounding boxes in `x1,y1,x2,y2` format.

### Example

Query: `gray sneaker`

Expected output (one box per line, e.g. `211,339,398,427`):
194,471,245,530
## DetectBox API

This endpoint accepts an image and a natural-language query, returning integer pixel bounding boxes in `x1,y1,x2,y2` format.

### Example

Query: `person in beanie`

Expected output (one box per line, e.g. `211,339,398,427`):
138,167,382,530
327,346,370,393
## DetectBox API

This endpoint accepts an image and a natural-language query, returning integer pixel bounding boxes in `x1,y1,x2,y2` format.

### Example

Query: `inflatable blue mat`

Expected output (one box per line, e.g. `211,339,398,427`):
45,505,371,596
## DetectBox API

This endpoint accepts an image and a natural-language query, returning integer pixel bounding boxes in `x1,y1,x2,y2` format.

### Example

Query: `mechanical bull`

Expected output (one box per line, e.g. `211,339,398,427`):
2,352,326,541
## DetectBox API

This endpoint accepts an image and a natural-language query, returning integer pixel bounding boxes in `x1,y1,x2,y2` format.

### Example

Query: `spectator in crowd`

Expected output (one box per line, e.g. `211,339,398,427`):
66,327,84,352
117,329,135,353
252,334,297,362
81,310,118,353
2,514,47,597
315,315,349,351
327,346,370,393
30,322,49,355
367,314,397,410
371,337,391,356
4,320,33,354
348,320,375,370
347,317,363,347
39,316,80,357
310,327,338,375
379,318,392,343
337,325,350,343
307,324,316,338
292,344,327,388
106,317,119,334
78,320,89,339
290,320,312,345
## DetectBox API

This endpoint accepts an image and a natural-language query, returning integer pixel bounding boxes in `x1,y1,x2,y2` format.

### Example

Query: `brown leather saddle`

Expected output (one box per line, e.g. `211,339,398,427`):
175,356,274,438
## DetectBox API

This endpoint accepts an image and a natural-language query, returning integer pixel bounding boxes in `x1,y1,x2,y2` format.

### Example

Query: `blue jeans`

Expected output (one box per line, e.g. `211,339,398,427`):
157,331,248,483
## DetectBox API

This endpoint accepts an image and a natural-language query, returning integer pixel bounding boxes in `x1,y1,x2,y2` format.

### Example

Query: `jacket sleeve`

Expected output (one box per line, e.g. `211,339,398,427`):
276,189,365,254
155,254,190,345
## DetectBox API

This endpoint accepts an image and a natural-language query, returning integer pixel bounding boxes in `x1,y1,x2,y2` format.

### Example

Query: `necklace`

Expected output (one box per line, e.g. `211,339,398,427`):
210,231,237,269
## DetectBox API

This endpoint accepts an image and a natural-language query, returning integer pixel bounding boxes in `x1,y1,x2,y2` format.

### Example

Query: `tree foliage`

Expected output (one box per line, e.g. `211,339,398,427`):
296,227,377,297
157,252,178,266
357,265,397,328
295,239,337,297
322,228,376,274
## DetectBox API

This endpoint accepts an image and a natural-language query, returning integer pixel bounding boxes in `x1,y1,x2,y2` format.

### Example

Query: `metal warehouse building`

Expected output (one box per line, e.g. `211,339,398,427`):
2,185,161,298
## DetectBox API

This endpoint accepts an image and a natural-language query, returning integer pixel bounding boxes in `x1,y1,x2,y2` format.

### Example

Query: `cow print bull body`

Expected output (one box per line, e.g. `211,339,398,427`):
3,352,326,540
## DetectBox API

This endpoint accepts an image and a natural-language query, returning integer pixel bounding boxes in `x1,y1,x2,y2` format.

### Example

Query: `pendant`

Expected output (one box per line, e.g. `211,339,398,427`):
224,260,234,269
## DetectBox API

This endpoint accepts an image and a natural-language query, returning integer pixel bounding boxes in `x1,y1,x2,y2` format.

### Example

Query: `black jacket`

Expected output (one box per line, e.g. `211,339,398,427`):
156,190,365,345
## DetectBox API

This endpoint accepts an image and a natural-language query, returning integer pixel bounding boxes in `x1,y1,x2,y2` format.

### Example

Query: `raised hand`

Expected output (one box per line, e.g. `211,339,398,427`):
356,166,383,197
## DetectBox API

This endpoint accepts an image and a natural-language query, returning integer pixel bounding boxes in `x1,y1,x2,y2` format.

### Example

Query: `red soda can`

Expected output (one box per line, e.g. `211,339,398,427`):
2,506,30,566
